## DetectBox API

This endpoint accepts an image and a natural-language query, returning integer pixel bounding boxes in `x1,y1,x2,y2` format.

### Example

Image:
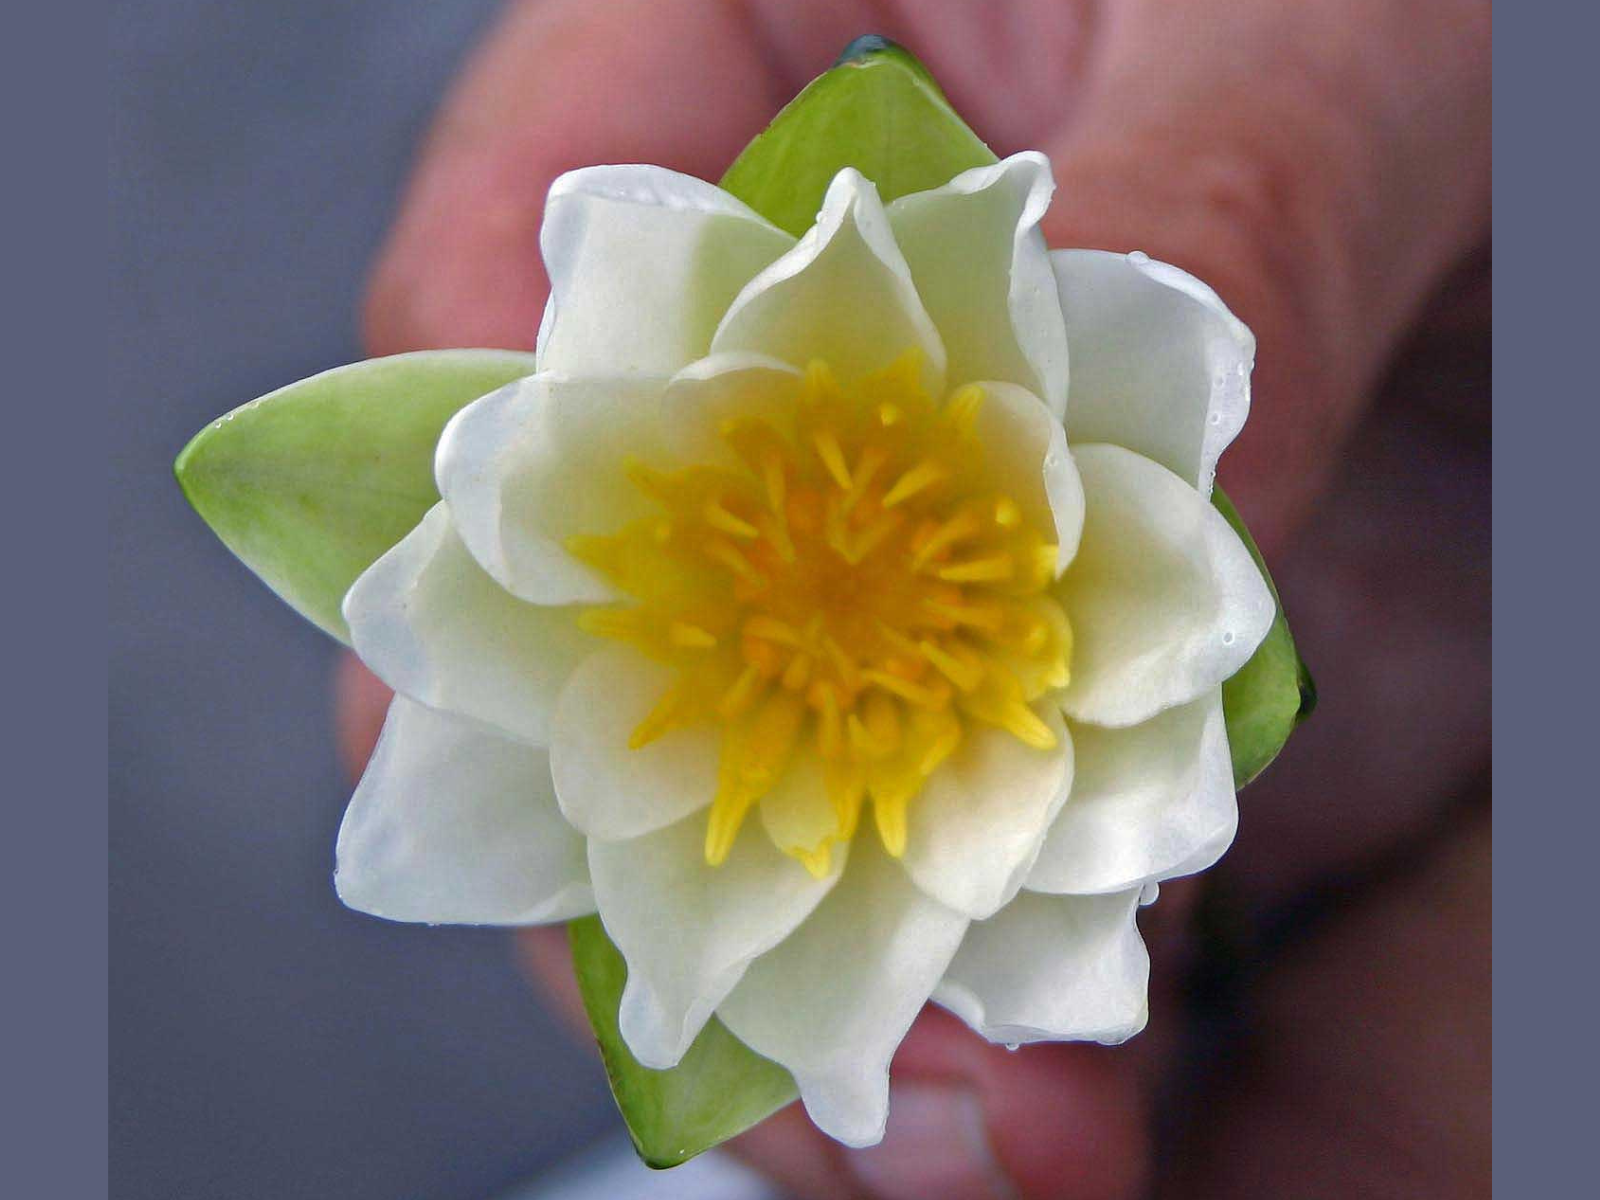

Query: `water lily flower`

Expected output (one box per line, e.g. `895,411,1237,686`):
334,151,1275,1147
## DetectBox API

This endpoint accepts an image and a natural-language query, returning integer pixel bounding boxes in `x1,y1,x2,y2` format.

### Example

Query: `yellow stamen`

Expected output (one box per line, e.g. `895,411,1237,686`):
704,499,759,540
936,554,1016,583
569,352,1073,871
813,429,853,491
883,458,949,508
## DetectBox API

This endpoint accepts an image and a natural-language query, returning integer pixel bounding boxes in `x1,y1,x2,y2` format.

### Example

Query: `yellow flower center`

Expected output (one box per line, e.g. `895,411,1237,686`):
570,353,1072,876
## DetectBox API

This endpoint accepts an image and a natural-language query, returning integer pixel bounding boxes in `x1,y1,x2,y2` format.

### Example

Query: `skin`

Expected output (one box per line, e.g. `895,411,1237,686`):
340,2,1491,1195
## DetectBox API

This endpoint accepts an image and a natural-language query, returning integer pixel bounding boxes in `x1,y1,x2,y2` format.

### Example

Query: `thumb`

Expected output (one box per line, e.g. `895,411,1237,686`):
1038,0,1489,553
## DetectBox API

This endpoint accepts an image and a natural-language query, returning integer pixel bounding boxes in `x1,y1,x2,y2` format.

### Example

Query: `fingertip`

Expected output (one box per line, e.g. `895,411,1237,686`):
333,652,391,781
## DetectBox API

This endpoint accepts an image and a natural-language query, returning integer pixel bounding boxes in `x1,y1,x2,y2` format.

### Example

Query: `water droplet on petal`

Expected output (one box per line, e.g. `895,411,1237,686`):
1127,250,1150,266
1005,1042,1021,1053
1222,630,1236,645
1209,411,1224,426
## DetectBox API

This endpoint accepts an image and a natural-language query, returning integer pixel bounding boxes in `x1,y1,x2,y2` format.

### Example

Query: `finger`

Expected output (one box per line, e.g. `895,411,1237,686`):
1163,804,1490,1198
363,0,789,354
712,881,1203,1200
1037,0,1490,553
333,652,391,780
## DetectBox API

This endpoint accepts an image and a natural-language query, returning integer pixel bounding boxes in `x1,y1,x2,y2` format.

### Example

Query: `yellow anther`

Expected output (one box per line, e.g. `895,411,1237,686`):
705,538,765,585
994,497,1021,528
872,788,913,857
823,636,863,691
782,653,812,691
704,499,759,539
813,682,843,758
668,622,717,649
878,403,902,426
912,510,981,569
842,444,889,512
999,700,1058,750
923,599,1006,632
936,554,1016,584
576,606,643,641
847,713,891,759
804,359,839,400
628,683,693,749
744,615,800,645
844,511,903,564
919,640,985,692
862,669,949,711
813,429,853,491
825,761,866,835
883,458,949,508
762,451,786,514
943,384,986,435
794,842,833,879
718,663,765,720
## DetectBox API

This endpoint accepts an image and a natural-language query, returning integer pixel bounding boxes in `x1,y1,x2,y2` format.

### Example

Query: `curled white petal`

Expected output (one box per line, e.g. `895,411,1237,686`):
1053,249,1254,492
1028,690,1237,895
592,812,844,1070
717,838,969,1147
435,372,666,605
712,168,947,394
343,503,588,744
549,645,720,841
970,380,1084,572
658,352,806,468
901,712,1073,920
890,152,1069,414
336,697,592,925
538,165,794,377
935,889,1148,1045
1059,444,1275,727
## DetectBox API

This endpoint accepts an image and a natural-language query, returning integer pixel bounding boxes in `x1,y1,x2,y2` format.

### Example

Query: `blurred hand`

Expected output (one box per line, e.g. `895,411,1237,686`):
344,2,1490,1196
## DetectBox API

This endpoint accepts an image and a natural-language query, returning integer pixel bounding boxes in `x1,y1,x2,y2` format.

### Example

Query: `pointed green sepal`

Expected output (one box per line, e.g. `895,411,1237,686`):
720,36,997,234
569,916,798,1169
175,350,536,641
1214,487,1316,786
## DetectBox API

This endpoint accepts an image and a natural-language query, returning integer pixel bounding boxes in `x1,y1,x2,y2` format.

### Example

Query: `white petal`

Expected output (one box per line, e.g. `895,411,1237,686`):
1027,690,1237,895
717,838,969,1148
538,165,794,377
971,380,1084,572
591,811,844,1070
1053,249,1254,492
343,504,589,744
759,753,845,864
1059,444,1275,727
435,372,666,605
890,153,1069,415
657,352,807,469
335,697,592,925
901,713,1073,919
548,644,719,840
711,169,946,394
935,889,1148,1045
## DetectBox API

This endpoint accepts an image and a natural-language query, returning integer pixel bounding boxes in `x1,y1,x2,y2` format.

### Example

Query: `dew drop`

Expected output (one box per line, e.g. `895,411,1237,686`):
1127,250,1150,266
1005,1042,1021,1053
1222,630,1236,645
1208,411,1224,426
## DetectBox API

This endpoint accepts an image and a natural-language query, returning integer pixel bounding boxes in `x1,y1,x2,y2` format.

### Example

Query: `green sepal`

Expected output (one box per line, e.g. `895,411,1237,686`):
1214,487,1317,786
175,350,536,642
569,916,798,1169
719,35,997,233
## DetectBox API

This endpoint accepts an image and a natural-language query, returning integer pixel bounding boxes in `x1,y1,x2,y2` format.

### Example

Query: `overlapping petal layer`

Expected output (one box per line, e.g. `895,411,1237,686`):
1059,444,1275,727
336,697,592,924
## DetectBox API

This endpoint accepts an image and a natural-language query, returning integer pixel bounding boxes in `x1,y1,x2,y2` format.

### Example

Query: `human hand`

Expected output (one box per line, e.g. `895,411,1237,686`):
344,2,1490,1195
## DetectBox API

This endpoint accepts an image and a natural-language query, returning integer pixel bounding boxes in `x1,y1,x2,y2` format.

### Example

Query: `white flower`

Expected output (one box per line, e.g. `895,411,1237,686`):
335,153,1274,1147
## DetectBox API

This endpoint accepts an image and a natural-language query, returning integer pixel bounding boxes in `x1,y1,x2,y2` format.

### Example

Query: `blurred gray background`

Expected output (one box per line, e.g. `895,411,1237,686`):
110,3,620,1196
